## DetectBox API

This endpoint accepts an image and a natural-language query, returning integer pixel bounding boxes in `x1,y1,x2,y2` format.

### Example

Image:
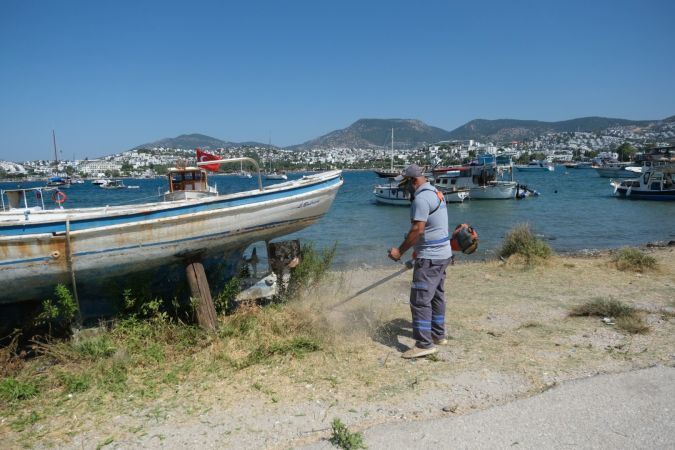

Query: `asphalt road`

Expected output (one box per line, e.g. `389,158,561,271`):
302,366,675,450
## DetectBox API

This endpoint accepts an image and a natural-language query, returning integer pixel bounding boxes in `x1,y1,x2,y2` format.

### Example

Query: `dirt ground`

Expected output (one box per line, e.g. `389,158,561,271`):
7,247,675,449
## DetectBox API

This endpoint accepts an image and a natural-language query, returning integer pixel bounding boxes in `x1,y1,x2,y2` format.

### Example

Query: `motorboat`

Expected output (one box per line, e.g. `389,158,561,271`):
99,179,126,189
46,176,71,188
611,159,675,200
0,157,343,305
514,160,554,172
593,161,641,178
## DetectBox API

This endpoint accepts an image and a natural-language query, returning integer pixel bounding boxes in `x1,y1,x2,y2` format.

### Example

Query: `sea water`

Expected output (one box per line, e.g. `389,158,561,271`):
2,168,674,270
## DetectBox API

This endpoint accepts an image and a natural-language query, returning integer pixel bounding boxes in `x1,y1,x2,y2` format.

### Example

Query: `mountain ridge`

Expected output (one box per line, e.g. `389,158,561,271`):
130,115,673,152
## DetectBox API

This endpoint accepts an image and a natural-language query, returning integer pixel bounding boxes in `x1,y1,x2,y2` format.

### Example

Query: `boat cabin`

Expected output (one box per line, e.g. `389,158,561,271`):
163,165,218,201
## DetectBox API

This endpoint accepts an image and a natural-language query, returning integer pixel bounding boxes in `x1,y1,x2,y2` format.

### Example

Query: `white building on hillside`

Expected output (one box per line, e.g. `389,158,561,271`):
78,160,122,175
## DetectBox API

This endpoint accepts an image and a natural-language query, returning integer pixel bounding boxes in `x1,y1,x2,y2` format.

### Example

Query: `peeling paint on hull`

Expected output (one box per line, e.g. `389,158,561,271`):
0,171,343,305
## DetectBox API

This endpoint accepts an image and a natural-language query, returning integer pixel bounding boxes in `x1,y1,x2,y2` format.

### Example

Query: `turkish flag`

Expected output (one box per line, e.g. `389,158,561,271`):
196,148,220,172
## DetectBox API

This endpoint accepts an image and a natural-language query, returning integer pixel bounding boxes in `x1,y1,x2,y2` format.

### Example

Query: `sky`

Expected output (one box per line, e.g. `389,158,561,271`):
1,0,674,161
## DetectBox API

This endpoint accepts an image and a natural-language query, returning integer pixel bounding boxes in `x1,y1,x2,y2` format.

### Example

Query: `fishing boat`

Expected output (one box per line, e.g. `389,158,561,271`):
433,156,517,200
374,177,469,205
373,181,410,206
610,159,675,200
432,172,470,202
514,160,554,172
0,157,343,305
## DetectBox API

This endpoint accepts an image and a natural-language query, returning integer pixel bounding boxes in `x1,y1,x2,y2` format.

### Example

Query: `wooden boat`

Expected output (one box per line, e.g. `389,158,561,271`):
0,158,343,305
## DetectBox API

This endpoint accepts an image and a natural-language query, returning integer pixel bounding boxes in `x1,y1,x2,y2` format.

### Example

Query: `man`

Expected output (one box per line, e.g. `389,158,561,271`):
388,164,452,358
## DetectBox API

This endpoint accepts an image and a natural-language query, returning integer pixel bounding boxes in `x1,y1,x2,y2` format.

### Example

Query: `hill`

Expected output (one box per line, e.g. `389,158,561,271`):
132,133,269,151
287,119,453,151
447,116,655,141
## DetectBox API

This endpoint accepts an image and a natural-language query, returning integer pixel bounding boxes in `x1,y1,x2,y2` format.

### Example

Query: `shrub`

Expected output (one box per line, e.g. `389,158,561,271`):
285,242,336,299
569,298,634,318
329,418,367,450
499,224,552,264
612,248,657,272
35,284,79,330
570,297,649,334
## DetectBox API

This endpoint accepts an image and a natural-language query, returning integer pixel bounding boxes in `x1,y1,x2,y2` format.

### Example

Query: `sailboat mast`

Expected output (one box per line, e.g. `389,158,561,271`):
52,129,59,164
390,128,394,171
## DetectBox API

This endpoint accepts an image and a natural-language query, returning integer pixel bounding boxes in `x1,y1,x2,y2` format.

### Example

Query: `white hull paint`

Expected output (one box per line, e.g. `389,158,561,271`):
0,171,343,304
468,182,517,199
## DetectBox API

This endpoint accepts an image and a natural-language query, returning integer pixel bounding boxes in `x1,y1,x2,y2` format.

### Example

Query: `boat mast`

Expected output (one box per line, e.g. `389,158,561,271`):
390,128,394,171
52,129,59,165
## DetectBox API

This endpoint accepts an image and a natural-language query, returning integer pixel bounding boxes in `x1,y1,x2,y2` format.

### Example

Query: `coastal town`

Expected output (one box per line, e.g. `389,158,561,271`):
1,119,674,180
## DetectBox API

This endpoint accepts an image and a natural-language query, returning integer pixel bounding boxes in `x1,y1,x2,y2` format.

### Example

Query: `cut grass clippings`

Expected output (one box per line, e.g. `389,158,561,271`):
570,297,649,334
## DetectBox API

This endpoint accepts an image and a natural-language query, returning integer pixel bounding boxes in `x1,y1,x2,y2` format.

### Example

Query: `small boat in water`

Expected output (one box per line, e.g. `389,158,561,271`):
515,160,554,172
433,155,518,200
0,157,343,305
374,176,469,205
99,179,126,189
265,171,288,180
373,128,402,178
593,161,641,178
46,176,71,188
373,182,410,206
611,159,675,200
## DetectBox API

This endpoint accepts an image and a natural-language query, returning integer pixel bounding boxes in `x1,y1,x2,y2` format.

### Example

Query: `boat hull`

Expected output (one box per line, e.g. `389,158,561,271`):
594,167,638,178
614,186,675,200
0,171,343,305
468,182,517,200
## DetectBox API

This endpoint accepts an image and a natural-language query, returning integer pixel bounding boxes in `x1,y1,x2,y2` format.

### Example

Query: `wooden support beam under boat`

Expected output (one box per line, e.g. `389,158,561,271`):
184,259,218,331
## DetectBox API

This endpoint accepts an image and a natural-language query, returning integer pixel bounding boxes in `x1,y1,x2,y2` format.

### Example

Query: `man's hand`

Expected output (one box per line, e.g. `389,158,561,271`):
388,247,401,261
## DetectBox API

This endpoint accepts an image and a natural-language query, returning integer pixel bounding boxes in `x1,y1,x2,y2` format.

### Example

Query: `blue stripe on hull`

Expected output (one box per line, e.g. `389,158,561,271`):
0,176,342,236
0,213,323,267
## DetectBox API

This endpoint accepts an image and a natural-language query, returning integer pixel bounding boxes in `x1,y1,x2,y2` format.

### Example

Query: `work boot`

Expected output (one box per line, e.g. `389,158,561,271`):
433,337,448,345
401,346,437,359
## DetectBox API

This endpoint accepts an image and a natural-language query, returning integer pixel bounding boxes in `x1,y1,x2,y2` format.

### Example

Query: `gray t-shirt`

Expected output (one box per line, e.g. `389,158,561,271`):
410,182,452,260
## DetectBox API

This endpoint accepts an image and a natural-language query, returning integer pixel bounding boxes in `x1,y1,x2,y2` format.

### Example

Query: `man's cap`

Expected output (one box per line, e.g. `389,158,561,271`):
394,164,425,181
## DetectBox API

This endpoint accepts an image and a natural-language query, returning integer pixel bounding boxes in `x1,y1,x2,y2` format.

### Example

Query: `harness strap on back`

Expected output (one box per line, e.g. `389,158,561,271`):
417,188,444,215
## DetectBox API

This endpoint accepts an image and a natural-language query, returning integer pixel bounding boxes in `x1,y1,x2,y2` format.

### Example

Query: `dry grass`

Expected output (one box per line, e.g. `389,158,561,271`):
2,248,674,448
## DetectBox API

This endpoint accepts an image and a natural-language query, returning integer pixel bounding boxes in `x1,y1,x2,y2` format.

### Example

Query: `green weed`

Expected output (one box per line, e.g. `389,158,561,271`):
76,335,116,360
35,284,79,330
612,248,657,272
284,242,336,299
57,371,92,394
0,377,39,403
499,224,552,265
329,418,367,450
570,298,634,318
